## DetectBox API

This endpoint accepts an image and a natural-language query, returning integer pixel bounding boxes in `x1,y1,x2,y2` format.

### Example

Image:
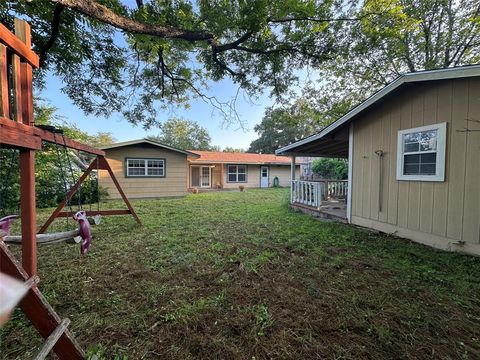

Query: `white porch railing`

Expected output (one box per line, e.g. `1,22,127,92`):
291,179,348,208
326,180,348,199
291,180,323,208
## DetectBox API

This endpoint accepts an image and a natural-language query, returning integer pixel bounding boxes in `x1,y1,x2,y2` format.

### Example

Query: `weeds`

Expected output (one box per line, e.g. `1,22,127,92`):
2,189,480,359
251,304,274,337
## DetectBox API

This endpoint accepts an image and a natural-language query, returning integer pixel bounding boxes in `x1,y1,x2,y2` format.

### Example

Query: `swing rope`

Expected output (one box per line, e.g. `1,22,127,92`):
53,131,73,229
61,133,81,210
96,156,100,212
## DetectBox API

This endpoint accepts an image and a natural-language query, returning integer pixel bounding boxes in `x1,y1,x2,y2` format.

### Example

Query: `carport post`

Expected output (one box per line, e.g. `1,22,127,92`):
290,156,296,203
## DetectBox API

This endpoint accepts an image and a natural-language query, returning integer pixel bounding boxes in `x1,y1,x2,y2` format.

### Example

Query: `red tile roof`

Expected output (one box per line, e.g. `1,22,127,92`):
189,151,293,165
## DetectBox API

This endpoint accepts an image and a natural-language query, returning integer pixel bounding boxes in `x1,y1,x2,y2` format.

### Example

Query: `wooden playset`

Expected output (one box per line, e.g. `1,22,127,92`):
0,19,140,359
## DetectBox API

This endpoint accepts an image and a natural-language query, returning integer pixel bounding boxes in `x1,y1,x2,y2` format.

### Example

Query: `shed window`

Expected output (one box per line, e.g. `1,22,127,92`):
396,123,446,182
126,158,165,177
227,165,247,182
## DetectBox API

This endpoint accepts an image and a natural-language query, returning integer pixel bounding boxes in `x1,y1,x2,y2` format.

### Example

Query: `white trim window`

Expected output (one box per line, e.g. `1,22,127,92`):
126,158,165,177
396,122,447,181
227,165,247,182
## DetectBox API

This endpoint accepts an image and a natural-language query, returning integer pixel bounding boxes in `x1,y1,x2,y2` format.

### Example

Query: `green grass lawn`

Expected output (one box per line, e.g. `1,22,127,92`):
2,188,480,359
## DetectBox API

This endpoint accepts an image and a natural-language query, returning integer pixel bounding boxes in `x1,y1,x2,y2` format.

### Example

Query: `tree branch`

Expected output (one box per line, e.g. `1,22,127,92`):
39,3,65,67
213,31,253,52
50,0,215,41
267,12,380,24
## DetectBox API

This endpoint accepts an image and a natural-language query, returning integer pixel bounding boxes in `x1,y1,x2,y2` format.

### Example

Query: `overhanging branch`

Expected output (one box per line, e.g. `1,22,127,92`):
39,3,65,67
50,0,215,41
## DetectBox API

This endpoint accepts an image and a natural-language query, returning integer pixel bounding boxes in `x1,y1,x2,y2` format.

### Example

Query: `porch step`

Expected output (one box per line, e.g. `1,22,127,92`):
290,202,348,223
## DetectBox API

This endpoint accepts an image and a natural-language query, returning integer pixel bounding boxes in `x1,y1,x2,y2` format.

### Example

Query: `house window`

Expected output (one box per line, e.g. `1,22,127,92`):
396,123,446,181
126,158,165,177
227,165,247,182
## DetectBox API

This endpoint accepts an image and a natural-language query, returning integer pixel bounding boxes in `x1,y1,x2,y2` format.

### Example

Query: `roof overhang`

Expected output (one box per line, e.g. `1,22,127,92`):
100,139,200,158
189,161,301,165
276,65,480,157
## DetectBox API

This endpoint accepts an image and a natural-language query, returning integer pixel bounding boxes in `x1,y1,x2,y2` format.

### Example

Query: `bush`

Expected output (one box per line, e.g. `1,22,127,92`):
0,149,108,216
311,158,347,180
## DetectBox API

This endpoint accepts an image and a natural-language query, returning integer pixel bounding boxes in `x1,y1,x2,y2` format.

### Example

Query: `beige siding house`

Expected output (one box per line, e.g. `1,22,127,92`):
188,151,300,190
277,65,480,256
99,141,298,198
99,139,199,199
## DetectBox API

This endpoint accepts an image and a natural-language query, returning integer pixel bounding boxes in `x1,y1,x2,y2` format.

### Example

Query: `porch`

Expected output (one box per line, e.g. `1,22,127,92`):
189,164,223,189
290,179,348,222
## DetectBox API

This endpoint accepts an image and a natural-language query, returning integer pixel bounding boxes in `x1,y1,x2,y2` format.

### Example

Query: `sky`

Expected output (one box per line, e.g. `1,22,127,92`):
37,0,319,151
40,71,274,151
38,0,277,151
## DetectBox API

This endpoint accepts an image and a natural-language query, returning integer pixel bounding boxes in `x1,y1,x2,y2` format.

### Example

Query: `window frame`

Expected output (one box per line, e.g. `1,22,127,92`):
125,157,166,178
396,122,447,182
226,164,248,183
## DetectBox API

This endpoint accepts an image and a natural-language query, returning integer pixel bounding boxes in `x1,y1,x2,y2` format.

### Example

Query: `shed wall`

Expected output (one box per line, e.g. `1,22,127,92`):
351,77,480,253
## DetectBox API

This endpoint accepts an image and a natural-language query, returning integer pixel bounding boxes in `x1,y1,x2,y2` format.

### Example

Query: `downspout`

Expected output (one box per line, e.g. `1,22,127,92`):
374,150,384,213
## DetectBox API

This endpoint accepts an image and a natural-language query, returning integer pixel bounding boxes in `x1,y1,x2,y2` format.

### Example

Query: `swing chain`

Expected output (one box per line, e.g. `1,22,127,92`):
61,133,81,210
96,156,100,212
53,131,73,228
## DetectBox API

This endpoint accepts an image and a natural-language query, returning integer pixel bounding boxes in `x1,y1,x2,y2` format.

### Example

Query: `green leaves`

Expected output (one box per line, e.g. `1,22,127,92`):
311,158,347,180
2,0,344,127
148,117,213,150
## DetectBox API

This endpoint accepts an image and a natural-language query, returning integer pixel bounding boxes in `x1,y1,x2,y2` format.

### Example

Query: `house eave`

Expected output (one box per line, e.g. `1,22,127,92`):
276,64,480,156
189,161,300,166
100,138,200,158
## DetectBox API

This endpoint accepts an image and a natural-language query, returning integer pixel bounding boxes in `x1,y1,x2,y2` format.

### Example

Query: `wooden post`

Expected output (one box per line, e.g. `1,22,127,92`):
15,19,37,276
19,150,36,275
290,156,296,203
220,163,224,188
0,45,9,117
291,156,296,181
98,156,141,225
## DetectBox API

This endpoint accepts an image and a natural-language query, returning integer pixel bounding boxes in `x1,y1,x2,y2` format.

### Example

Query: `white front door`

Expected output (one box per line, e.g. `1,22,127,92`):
200,166,211,188
260,166,269,188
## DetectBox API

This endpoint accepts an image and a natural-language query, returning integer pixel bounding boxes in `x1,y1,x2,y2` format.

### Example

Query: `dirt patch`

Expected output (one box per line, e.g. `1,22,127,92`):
2,189,480,359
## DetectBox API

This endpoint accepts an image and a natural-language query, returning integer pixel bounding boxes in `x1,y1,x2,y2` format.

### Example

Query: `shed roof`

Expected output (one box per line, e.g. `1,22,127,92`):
276,64,480,156
189,150,294,165
100,139,200,158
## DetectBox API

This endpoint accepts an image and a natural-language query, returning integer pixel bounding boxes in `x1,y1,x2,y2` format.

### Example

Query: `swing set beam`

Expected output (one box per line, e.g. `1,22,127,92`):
0,116,105,155
38,155,141,234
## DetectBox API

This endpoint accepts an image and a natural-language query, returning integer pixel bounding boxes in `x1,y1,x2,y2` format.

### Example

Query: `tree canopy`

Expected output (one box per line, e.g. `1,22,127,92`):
0,103,115,213
3,0,479,134
223,147,245,153
322,0,480,104
2,0,352,127
249,0,480,153
311,158,347,180
248,95,351,153
149,117,212,150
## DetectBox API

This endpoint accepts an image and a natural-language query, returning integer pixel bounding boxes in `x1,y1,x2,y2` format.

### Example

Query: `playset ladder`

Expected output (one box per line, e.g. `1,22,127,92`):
0,239,84,359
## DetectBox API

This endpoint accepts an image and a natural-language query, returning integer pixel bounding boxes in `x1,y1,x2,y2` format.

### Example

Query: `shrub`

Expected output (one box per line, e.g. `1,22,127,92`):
311,158,347,180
